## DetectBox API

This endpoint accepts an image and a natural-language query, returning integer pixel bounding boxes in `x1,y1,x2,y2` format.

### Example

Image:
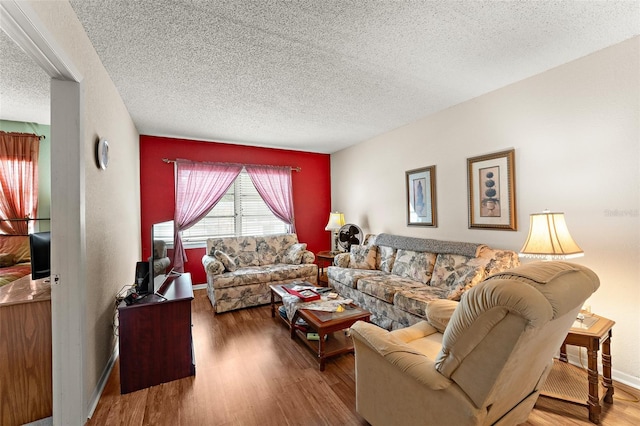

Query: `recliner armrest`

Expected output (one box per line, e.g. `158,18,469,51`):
425,299,459,333
350,321,452,390
389,320,440,343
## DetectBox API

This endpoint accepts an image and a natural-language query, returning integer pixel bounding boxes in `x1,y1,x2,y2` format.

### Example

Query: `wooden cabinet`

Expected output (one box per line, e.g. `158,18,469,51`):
0,276,52,425
118,273,195,394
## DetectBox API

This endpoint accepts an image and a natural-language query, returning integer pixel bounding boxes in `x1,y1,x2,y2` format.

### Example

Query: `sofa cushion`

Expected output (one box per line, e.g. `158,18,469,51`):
212,266,273,289
376,245,397,273
269,263,317,281
358,275,425,303
256,237,280,265
236,251,260,267
214,250,238,272
350,245,377,270
327,266,386,289
281,243,307,264
391,250,437,284
431,254,486,301
393,287,452,319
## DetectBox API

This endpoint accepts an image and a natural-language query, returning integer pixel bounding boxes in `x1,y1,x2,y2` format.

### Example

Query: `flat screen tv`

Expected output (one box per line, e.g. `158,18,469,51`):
29,231,51,280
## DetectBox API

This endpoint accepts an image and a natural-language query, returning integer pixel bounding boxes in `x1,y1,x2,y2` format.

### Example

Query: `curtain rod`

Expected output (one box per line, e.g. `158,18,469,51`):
0,131,45,140
162,158,301,172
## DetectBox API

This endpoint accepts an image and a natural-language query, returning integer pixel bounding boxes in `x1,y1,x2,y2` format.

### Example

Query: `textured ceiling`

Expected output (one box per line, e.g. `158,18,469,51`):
2,1,639,153
0,29,50,126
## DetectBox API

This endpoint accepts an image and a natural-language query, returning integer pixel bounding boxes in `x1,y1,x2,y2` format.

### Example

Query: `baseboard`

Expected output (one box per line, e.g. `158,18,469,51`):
87,343,119,419
192,283,207,290
565,351,640,390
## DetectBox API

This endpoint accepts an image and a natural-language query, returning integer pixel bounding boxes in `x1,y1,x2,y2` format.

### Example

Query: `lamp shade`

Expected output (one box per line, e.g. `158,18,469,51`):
324,212,345,231
519,211,584,260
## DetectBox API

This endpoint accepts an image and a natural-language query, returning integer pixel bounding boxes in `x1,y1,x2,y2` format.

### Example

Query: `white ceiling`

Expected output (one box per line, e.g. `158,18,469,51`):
2,1,639,154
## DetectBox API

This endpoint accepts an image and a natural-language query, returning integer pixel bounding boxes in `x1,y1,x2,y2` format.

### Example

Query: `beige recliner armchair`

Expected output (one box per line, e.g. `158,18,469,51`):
350,261,599,426
151,240,171,277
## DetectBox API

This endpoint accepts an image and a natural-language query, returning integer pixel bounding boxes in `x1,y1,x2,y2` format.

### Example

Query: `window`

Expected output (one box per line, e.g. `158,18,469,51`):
155,170,287,246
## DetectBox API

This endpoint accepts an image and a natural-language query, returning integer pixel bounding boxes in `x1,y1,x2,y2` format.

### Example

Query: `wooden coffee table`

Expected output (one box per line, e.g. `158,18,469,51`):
269,283,370,370
291,305,370,371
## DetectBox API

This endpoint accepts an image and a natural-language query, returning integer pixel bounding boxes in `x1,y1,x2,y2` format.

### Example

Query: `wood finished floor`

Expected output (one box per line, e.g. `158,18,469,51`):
88,290,640,425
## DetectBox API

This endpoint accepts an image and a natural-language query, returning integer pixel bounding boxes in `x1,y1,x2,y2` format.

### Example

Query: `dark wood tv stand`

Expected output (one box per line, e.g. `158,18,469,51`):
118,272,195,394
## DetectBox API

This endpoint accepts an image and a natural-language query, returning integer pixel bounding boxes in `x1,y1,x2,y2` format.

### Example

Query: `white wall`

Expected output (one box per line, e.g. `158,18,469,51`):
28,0,141,418
332,37,639,386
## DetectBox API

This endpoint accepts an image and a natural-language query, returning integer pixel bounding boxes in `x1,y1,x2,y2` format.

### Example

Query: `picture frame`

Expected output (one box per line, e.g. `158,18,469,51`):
467,149,516,230
406,165,437,227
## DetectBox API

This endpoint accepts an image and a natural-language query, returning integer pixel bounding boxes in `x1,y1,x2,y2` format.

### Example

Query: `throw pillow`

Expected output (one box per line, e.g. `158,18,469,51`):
391,249,437,284
431,254,484,301
214,250,238,272
376,245,396,273
282,243,307,264
349,245,377,270
0,253,16,267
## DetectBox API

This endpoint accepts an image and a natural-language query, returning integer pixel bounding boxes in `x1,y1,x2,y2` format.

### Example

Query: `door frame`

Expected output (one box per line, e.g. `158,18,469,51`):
1,1,87,424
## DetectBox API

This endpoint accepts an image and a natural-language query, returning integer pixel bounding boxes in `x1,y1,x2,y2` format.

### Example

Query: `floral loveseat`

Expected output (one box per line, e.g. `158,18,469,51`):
328,233,519,330
202,233,317,313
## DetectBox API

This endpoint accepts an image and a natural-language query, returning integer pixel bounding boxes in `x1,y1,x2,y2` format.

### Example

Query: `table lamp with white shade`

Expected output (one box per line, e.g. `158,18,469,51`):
519,210,584,261
325,212,345,253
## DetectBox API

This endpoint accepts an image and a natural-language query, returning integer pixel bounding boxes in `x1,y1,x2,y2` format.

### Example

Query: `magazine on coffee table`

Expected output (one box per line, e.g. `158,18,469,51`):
283,285,320,302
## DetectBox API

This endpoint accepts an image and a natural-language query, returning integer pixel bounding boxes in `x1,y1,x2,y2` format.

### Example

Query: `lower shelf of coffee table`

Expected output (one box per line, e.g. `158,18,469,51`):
293,328,353,358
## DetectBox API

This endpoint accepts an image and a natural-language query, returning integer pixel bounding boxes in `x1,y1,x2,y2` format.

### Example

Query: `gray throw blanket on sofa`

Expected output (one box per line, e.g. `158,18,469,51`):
375,233,485,258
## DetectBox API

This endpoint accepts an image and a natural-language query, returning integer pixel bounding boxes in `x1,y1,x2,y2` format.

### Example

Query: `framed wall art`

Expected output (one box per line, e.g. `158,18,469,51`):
467,149,516,230
406,165,437,227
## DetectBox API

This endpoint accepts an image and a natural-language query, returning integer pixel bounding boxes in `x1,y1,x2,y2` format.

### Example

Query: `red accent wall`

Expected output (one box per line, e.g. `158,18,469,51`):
140,135,332,285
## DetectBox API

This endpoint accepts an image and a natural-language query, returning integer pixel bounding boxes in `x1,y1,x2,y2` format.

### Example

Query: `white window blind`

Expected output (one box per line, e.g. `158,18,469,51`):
154,170,287,246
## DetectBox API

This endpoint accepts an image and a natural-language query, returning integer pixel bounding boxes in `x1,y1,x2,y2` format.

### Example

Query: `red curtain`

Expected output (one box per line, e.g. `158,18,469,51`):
0,132,40,235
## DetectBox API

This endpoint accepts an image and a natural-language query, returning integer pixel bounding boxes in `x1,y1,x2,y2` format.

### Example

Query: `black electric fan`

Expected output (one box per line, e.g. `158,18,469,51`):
337,224,364,252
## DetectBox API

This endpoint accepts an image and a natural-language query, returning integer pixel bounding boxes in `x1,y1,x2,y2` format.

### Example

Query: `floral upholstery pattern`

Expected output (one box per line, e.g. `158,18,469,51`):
391,249,437,284
349,245,378,269
334,252,351,268
214,250,238,272
430,254,487,301
327,266,387,289
357,275,425,303
202,233,317,313
332,280,422,330
483,247,522,276
393,286,450,318
376,245,397,273
327,234,520,330
280,243,307,264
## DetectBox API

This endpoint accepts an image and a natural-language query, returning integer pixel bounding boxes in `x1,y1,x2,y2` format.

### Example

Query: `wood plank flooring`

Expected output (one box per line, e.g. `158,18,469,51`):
88,290,640,425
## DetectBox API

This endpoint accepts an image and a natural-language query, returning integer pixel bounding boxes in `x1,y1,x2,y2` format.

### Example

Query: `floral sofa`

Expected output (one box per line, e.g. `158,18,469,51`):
202,233,317,313
327,233,519,330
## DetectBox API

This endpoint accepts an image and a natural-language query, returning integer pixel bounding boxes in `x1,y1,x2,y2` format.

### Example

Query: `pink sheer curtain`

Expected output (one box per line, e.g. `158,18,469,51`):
0,131,39,235
172,159,242,272
245,165,296,233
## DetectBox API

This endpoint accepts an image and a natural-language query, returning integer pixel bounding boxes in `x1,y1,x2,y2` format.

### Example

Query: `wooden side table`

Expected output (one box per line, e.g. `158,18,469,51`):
539,312,615,424
316,250,338,286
